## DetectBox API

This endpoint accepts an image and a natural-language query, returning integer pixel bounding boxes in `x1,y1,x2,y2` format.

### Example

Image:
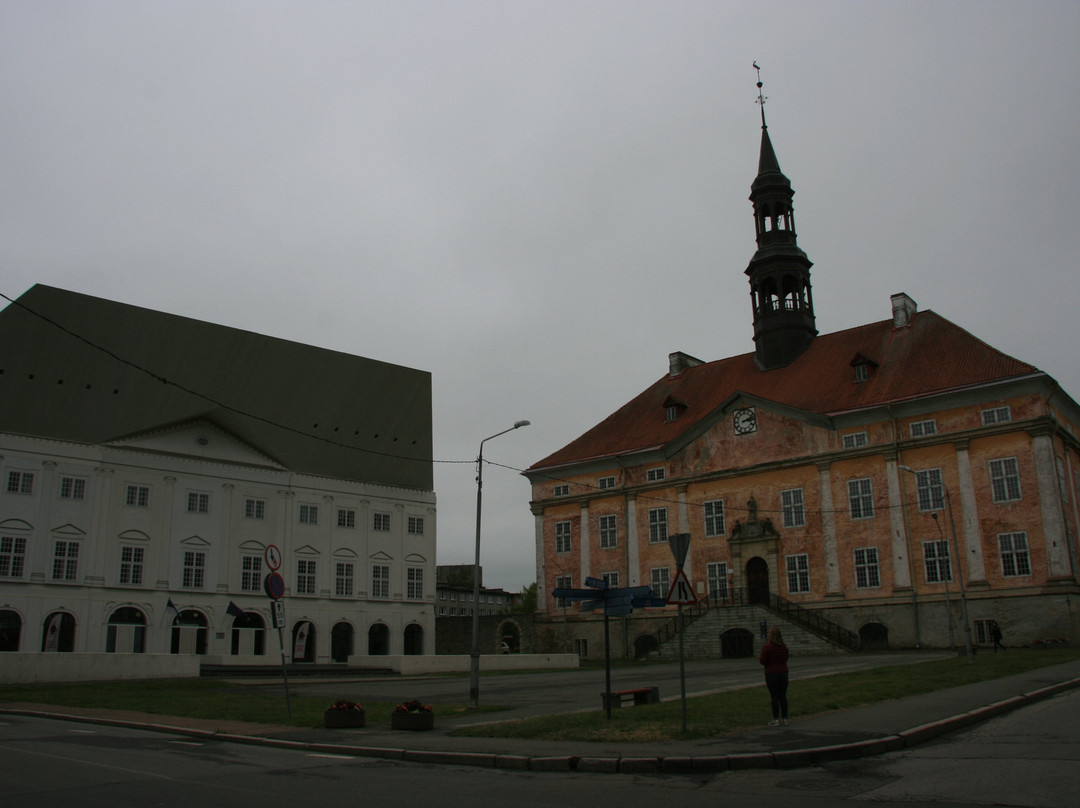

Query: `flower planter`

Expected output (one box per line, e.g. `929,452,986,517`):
391,711,434,731
324,708,365,729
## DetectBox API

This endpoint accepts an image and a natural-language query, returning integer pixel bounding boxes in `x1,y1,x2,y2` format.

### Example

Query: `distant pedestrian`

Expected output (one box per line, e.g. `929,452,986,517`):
990,621,1005,652
759,626,789,726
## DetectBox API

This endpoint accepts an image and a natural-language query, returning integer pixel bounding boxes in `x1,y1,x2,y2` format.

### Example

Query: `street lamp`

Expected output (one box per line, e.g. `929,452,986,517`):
470,420,530,707
898,465,974,661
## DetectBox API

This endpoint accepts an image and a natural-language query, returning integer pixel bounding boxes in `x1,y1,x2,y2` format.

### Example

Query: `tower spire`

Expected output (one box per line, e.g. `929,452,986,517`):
744,66,817,370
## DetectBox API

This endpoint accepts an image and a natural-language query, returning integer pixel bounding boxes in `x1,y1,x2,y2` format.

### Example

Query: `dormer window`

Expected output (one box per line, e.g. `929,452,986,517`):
850,353,878,384
662,395,688,423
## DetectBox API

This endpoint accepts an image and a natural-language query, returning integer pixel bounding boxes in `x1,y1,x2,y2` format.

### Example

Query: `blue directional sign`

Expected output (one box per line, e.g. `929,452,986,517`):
552,583,663,617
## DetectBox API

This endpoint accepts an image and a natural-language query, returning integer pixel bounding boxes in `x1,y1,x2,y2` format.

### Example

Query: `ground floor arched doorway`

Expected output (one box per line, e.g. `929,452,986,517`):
403,623,424,655
859,622,888,650
721,627,755,658
331,621,353,662
368,623,389,655
746,557,769,604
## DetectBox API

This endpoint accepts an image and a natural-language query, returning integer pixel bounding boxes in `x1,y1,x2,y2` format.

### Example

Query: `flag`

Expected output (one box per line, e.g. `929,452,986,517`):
162,598,180,626
226,601,246,619
44,613,63,652
293,621,310,660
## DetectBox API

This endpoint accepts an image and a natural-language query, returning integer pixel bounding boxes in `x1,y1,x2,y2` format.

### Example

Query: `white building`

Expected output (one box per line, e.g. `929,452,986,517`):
0,285,435,667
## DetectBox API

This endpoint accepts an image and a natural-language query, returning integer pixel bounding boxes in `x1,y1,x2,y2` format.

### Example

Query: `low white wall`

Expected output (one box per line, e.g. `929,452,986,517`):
0,653,200,684
380,653,579,676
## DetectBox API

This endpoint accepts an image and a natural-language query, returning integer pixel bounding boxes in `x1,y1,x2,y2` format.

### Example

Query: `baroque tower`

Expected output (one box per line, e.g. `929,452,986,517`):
745,69,816,369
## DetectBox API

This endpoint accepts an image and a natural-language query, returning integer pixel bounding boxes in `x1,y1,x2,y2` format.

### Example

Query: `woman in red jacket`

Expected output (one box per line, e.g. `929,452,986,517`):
759,626,790,726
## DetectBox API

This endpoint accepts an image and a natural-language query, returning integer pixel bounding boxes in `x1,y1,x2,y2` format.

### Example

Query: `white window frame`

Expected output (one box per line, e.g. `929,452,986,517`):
842,432,868,450
915,468,945,512
296,559,316,595
707,561,729,600
408,516,424,535
244,498,266,519
781,488,805,528
555,575,572,608
0,535,28,579
598,514,617,549
371,564,390,599
373,511,391,532
51,540,80,582
125,484,150,507
186,491,210,514
553,484,570,497
601,570,620,589
240,554,262,592
646,467,666,482
998,532,1032,577
555,521,572,554
182,550,206,589
119,545,145,585
59,476,87,500
923,540,952,584
407,567,424,599
785,553,811,593
848,478,875,520
651,566,671,599
853,547,881,589
337,508,356,528
981,406,1011,425
299,504,318,525
989,457,1022,502
598,476,616,490
909,419,937,438
6,470,34,495
704,499,725,537
648,508,668,543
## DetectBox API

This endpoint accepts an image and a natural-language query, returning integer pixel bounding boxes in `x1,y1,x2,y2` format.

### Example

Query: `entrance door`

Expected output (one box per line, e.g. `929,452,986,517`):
746,557,770,604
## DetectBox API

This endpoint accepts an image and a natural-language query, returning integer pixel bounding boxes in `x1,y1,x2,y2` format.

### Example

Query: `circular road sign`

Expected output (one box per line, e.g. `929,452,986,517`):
264,571,286,600
265,545,282,571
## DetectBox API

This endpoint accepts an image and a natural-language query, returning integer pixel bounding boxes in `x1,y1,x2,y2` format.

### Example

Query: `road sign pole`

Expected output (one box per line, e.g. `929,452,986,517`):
604,613,612,720
277,621,292,718
678,604,687,732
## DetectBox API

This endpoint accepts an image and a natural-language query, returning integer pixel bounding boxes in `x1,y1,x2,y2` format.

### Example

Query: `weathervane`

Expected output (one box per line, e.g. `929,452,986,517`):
753,61,767,128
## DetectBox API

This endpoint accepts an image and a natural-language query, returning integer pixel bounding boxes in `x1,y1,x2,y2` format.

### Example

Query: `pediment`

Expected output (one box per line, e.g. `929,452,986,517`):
295,544,320,556
118,530,151,542
239,540,266,552
0,519,33,532
180,535,211,548
105,419,285,470
333,548,358,559
404,553,427,563
51,523,86,537
369,550,393,562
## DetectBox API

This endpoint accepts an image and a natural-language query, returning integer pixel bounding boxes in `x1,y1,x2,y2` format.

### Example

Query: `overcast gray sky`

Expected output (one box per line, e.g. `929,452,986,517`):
3,1,1078,591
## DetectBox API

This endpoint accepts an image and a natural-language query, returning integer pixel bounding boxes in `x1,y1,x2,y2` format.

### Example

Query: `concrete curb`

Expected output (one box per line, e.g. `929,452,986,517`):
5,675,1080,775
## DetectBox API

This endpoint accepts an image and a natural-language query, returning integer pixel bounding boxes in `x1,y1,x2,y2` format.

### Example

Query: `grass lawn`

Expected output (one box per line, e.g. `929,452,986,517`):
450,647,1080,742
1,647,1077,738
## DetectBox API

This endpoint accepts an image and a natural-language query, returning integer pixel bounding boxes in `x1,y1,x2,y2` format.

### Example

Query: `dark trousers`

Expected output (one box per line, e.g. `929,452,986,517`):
765,671,789,719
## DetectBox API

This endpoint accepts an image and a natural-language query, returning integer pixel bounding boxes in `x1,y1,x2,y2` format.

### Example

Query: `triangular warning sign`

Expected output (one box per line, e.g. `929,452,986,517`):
666,569,697,605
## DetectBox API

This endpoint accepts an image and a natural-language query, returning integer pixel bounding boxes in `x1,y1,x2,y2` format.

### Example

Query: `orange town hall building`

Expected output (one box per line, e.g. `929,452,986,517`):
524,105,1080,655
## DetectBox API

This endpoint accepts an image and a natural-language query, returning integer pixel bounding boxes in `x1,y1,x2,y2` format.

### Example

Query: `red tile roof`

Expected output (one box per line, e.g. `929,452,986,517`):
529,311,1039,471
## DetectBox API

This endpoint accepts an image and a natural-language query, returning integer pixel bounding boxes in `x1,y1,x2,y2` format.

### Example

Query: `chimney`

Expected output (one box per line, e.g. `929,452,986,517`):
890,293,918,328
668,351,704,377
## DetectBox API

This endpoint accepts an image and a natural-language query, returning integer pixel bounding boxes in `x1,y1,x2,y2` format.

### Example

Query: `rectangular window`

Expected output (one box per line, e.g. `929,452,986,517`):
373,512,391,531
781,488,805,528
785,553,811,594
337,508,356,528
923,540,952,584
332,566,354,596
648,508,668,543
6,471,34,495
848,478,875,519
182,551,205,589
598,476,616,490
981,406,1011,425
240,555,262,591
989,458,1022,502
842,432,868,450
707,561,729,600
853,547,881,589
704,500,726,537
125,484,150,507
646,467,666,482
186,492,210,514
553,484,570,497
651,566,671,599
915,468,945,512
910,419,937,438
555,521,572,553
371,565,390,598
244,498,266,519
598,514,617,549
299,504,318,525
119,545,144,585
408,516,424,535
853,364,869,383
601,570,620,589
999,532,1032,577
51,540,79,581
555,575,572,608
59,476,86,499
296,559,316,595
407,567,424,599
0,536,28,578
573,638,588,658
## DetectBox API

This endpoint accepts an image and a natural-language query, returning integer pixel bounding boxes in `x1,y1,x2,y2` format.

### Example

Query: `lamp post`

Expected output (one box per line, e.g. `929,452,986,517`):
899,465,973,661
470,420,530,708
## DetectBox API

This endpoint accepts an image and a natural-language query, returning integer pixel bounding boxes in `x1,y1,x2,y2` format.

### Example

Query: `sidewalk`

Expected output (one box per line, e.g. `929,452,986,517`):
5,658,1080,775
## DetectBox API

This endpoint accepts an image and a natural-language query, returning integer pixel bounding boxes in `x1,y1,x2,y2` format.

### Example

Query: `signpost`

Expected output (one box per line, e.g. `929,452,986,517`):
263,547,291,717
667,533,695,732
552,580,667,719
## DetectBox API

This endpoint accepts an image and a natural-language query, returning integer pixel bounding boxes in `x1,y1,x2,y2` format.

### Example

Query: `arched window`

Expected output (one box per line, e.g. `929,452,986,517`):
0,610,22,652
368,622,389,656
171,609,208,655
230,611,266,656
403,623,424,656
41,612,76,652
107,607,146,653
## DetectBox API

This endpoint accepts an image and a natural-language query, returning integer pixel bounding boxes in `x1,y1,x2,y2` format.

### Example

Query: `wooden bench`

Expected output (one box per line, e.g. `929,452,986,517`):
601,687,660,709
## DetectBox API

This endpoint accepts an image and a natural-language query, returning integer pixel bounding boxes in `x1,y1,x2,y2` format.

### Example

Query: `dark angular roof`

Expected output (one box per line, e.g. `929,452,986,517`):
1,285,433,490
529,310,1039,471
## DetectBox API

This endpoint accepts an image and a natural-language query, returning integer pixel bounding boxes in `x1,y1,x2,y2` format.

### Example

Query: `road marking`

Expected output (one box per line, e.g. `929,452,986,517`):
308,753,354,760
